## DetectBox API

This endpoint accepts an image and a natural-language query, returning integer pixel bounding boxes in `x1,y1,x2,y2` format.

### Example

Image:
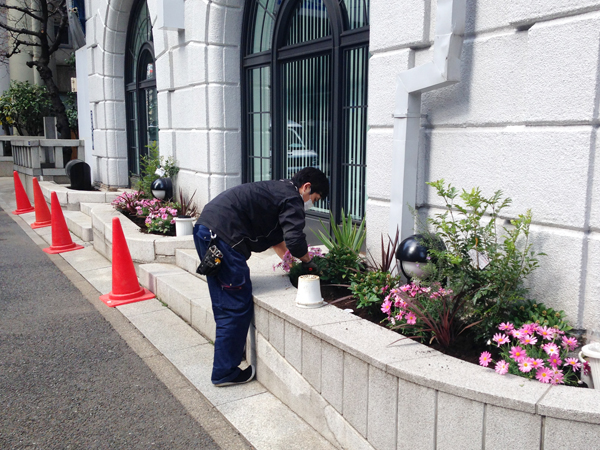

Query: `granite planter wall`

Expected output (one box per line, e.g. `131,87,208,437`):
244,255,600,450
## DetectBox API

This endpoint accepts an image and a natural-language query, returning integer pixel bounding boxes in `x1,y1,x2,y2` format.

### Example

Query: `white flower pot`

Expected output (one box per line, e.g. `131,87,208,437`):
175,216,195,237
295,275,324,308
579,342,600,390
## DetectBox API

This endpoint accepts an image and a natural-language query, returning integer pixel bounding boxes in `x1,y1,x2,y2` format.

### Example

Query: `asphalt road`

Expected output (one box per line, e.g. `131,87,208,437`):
0,206,227,449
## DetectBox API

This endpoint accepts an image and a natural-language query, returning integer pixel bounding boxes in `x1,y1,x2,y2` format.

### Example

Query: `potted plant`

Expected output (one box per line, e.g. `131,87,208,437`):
174,188,198,237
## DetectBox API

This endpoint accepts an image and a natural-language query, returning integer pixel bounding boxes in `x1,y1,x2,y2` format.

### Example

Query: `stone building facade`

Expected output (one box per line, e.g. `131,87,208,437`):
81,0,600,341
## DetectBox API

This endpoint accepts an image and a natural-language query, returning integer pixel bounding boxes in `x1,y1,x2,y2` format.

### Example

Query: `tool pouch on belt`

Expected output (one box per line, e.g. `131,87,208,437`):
196,232,223,277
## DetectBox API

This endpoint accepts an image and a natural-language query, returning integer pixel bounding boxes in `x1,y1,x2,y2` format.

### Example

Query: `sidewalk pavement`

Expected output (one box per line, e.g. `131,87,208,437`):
0,177,335,450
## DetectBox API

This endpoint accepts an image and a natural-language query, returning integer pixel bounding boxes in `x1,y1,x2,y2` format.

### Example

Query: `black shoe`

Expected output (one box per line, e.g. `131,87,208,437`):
214,365,256,387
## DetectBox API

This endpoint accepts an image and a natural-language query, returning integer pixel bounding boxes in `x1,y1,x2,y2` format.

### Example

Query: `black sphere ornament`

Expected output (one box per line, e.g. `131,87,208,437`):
151,177,173,201
396,234,444,280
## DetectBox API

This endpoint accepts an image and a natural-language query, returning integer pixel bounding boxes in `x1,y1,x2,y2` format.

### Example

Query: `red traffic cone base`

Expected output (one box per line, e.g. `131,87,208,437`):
43,192,84,254
12,171,34,215
100,217,155,307
31,177,52,229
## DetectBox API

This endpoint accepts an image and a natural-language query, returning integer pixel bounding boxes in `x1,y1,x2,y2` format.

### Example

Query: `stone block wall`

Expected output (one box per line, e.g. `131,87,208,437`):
367,0,600,340
248,256,600,450
86,0,244,202
85,0,600,339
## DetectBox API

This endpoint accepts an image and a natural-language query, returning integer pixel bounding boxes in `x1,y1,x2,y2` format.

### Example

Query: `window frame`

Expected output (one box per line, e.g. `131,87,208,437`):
241,0,369,225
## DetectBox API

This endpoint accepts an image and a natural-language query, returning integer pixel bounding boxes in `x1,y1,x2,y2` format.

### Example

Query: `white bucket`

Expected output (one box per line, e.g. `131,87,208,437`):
579,342,600,389
175,216,195,237
295,275,324,308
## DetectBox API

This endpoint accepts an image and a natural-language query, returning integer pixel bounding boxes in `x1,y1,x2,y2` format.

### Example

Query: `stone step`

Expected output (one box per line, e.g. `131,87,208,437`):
175,248,201,276
138,263,215,342
63,210,93,242
136,262,335,450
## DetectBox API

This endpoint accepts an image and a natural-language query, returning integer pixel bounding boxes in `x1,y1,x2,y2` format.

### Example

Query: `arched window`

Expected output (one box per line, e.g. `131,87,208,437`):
125,0,158,178
242,0,369,226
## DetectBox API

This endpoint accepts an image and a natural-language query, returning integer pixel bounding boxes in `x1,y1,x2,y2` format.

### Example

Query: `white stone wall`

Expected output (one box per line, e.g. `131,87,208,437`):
367,0,600,338
84,0,599,338
86,0,244,204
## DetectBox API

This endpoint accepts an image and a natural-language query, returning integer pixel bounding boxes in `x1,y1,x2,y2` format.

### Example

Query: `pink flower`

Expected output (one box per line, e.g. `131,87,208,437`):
381,299,392,314
511,329,524,339
548,355,562,367
518,358,535,373
522,323,538,334
564,358,582,372
543,342,559,356
530,359,545,369
495,360,509,375
509,346,527,362
519,334,538,346
561,336,578,351
479,351,492,367
498,322,514,331
405,312,416,325
535,367,553,383
551,369,565,385
161,214,168,220
537,326,554,341
492,333,510,346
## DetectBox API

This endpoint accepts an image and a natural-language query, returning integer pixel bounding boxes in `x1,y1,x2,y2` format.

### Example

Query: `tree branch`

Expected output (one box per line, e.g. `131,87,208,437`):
0,21,43,39
0,4,44,22
47,7,67,55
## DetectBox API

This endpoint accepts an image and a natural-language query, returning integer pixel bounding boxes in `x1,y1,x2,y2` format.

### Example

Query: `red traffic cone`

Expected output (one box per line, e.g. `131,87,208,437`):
43,192,84,254
100,217,155,307
31,178,52,229
12,171,35,215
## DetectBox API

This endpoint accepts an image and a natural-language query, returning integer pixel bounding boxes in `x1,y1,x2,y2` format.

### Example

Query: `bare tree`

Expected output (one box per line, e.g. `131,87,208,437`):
0,0,70,138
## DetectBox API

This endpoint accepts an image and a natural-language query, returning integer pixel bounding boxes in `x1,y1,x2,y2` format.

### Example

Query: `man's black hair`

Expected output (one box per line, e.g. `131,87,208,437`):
292,167,329,201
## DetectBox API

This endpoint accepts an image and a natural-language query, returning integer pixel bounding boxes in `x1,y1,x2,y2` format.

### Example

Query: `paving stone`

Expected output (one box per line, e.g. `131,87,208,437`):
168,344,266,407
117,298,167,317
125,308,208,356
218,392,336,450
60,246,111,272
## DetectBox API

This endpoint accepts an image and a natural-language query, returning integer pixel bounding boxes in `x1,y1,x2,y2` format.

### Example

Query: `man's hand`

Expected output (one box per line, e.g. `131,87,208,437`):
301,260,320,276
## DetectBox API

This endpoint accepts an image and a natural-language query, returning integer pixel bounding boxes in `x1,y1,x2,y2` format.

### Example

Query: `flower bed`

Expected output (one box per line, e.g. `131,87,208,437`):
111,190,191,237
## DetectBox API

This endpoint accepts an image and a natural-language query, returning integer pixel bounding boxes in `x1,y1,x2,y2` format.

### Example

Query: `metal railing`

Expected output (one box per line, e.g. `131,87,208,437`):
11,138,84,177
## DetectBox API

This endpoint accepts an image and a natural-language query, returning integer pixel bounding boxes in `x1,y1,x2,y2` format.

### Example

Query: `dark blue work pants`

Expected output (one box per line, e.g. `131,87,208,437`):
193,224,254,385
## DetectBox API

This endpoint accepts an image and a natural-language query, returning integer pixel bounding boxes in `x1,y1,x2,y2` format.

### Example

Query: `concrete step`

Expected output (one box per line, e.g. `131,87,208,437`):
175,248,200,275
63,210,93,242
136,262,335,450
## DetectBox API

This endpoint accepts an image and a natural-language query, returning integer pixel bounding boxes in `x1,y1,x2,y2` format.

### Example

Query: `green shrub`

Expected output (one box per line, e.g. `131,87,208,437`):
136,141,179,197
312,247,365,285
0,81,53,136
350,270,401,315
420,180,543,340
510,299,572,333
